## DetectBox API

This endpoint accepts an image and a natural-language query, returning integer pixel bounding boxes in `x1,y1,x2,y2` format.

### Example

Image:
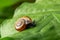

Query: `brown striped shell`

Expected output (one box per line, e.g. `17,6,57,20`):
15,16,32,31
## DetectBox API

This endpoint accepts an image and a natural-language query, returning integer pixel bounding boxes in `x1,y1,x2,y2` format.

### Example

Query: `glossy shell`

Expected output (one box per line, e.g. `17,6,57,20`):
15,19,26,31
15,16,32,31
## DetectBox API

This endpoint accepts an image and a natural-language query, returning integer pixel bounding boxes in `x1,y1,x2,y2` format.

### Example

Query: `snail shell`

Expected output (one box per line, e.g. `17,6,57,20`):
15,16,32,31
15,19,26,31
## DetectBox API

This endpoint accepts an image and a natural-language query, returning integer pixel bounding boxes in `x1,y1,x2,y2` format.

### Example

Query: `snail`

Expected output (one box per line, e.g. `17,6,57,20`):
15,16,32,31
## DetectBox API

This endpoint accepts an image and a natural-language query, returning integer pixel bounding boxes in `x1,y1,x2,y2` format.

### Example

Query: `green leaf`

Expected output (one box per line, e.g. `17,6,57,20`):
1,12,53,38
52,13,60,36
0,37,14,40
